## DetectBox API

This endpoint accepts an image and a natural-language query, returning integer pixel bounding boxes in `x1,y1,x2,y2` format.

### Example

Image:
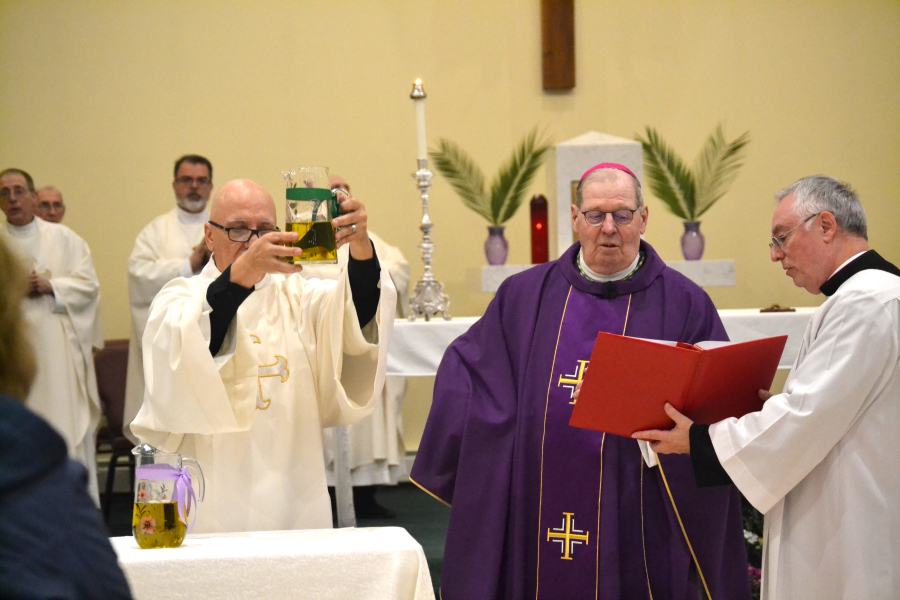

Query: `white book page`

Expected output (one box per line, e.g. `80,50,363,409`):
627,338,732,350
629,338,678,347
695,340,734,350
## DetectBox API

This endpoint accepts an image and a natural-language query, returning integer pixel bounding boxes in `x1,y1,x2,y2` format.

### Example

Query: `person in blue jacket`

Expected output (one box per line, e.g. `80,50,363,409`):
0,234,133,600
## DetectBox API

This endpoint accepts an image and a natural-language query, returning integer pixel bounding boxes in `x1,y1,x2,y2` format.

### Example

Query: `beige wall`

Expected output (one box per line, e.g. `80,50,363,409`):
2,1,898,450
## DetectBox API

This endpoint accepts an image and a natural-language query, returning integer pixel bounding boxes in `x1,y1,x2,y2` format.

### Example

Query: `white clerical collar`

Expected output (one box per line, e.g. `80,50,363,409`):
578,250,640,282
7,217,38,237
829,251,867,280
176,205,209,224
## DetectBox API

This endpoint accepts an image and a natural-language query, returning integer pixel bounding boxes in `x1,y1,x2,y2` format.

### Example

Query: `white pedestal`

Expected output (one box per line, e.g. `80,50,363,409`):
548,132,644,258
481,265,532,292
667,259,735,287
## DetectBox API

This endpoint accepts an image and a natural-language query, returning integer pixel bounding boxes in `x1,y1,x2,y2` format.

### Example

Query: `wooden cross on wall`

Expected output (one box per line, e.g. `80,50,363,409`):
541,0,575,90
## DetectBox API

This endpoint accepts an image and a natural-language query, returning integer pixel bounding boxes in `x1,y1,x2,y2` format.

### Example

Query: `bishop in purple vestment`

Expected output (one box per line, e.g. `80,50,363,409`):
411,165,750,599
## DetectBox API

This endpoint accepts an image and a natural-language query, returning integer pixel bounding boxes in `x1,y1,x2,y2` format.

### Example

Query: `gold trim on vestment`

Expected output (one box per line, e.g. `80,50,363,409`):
640,457,655,600
657,458,713,600
536,292,632,598
409,476,451,508
594,432,605,600
535,286,574,598
623,294,632,334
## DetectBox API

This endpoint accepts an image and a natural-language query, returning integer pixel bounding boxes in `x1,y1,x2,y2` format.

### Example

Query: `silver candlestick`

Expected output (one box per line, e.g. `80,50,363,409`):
408,79,450,321
409,158,451,321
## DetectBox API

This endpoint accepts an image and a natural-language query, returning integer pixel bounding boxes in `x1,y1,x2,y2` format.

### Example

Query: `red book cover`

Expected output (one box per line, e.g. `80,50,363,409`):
569,333,787,437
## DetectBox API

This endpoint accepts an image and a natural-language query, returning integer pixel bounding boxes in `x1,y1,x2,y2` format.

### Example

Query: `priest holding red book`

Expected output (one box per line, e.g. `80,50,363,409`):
636,175,900,600
412,164,751,599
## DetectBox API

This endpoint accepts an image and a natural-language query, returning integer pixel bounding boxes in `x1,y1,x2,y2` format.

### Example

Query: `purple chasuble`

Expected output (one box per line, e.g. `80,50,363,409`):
411,242,750,600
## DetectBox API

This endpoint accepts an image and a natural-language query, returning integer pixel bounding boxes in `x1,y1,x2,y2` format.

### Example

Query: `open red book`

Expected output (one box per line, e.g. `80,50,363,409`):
569,333,788,437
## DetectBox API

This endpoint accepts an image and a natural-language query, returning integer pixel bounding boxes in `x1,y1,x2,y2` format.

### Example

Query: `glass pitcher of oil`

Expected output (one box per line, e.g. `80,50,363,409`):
282,167,349,264
131,445,205,549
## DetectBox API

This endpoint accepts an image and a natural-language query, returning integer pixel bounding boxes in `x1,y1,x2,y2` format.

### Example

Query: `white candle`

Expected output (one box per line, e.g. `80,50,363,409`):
413,79,427,160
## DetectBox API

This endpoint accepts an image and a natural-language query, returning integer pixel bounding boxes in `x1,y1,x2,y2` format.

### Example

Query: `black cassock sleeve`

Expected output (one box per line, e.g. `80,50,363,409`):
206,265,254,356
689,424,734,487
347,245,381,328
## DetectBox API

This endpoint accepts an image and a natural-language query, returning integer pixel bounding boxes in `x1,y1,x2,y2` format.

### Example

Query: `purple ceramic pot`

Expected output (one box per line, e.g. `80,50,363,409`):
681,221,705,260
485,226,509,265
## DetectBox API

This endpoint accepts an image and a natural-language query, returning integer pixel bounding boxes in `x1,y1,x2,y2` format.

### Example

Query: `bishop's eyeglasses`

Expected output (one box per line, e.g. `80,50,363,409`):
208,220,280,243
769,213,820,251
579,208,638,227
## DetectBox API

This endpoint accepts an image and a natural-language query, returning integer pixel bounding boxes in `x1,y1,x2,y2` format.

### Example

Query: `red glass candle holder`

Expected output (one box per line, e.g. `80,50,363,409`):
530,194,549,264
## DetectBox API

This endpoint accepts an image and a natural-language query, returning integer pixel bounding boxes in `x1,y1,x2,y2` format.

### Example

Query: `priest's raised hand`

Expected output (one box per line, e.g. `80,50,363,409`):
228,230,306,288
331,193,374,261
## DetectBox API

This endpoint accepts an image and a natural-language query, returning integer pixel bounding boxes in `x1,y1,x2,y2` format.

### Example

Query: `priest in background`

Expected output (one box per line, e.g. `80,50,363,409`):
636,175,900,600
0,168,104,504
131,178,395,533
305,174,410,519
34,186,66,223
411,164,750,599
124,154,214,442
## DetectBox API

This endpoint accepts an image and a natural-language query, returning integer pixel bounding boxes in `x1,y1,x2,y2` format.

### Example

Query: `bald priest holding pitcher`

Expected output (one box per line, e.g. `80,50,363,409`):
131,176,395,534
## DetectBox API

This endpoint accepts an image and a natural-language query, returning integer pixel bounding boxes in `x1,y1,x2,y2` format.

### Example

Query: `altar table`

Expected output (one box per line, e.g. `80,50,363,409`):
387,308,816,377
111,527,435,600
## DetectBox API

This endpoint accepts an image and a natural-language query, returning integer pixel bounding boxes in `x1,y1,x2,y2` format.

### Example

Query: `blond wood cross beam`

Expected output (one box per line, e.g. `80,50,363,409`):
541,0,575,90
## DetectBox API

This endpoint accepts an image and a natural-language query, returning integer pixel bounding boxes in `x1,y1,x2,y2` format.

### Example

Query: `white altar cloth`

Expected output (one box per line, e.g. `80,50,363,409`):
387,308,816,377
387,317,479,376
111,527,435,600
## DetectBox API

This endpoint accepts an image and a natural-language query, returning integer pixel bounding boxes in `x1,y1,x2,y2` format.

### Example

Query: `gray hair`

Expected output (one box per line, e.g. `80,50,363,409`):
575,168,643,209
776,175,867,240
37,186,63,199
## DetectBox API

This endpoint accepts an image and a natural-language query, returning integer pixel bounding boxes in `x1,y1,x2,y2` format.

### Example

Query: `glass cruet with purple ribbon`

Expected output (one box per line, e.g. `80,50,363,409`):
131,444,205,549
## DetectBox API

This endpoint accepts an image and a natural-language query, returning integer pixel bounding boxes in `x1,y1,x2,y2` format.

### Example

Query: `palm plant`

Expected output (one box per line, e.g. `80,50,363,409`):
429,128,551,227
636,124,750,222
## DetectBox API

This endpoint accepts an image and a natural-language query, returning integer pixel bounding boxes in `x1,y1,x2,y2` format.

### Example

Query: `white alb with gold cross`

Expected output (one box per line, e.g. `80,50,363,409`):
132,256,396,534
